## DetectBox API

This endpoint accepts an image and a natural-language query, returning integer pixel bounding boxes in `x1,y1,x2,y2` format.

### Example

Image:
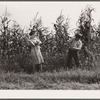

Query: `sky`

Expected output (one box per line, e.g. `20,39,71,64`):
0,1,100,32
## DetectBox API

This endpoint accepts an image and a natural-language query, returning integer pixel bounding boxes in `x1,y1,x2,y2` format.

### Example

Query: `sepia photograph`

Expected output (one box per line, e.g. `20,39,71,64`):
0,1,100,93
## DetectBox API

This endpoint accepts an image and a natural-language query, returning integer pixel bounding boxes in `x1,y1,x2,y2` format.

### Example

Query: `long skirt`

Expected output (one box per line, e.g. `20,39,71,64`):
31,45,44,65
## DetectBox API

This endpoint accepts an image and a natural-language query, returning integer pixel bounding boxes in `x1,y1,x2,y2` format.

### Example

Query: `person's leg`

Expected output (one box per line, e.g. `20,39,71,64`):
35,64,40,72
39,63,43,72
73,51,79,68
67,49,73,69
35,64,43,72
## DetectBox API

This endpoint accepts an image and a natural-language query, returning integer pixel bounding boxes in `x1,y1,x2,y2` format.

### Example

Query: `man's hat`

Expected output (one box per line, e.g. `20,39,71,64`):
75,33,82,38
74,29,82,38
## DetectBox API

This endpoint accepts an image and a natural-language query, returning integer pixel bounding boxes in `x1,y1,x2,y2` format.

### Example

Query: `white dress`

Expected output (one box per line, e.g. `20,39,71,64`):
29,36,44,65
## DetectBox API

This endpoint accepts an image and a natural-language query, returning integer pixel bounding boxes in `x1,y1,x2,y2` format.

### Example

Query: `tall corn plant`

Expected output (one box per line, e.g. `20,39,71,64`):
77,5,97,69
0,8,12,71
0,9,31,72
8,21,29,72
53,12,70,54
78,5,94,45
48,12,70,70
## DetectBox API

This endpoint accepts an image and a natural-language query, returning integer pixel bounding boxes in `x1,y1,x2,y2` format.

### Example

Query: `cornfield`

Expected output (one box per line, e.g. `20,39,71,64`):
0,5,100,73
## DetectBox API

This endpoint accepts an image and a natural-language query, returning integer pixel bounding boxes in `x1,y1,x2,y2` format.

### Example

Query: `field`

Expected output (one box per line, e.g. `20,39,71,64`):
0,68,100,90
0,5,99,90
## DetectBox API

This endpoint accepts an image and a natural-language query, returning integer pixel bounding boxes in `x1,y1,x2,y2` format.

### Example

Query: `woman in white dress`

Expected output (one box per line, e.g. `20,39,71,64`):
28,28,44,72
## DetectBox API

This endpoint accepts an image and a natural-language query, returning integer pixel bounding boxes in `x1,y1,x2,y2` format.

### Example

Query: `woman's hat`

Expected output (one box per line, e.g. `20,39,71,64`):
29,31,35,36
29,29,36,36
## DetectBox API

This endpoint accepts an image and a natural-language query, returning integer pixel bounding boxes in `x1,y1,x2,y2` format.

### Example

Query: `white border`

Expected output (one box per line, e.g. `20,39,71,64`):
0,90,100,98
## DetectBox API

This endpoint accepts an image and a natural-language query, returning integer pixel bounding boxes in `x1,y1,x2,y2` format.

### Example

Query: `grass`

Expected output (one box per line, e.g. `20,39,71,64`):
0,68,100,89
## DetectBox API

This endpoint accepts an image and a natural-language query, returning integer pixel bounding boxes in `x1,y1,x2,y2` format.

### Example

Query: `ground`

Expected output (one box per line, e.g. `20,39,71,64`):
0,68,100,89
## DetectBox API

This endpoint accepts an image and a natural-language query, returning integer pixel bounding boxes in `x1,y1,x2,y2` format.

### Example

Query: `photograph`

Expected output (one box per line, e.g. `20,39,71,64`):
0,1,100,92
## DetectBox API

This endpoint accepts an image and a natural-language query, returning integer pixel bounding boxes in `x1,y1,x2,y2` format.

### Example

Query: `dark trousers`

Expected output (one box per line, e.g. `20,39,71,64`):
67,48,79,68
35,64,43,72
